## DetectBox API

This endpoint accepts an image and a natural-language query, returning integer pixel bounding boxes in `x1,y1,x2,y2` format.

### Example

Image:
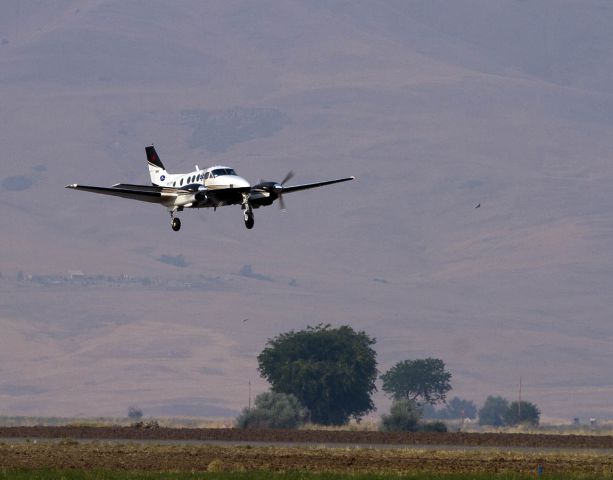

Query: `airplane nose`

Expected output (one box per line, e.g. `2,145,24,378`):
236,176,250,189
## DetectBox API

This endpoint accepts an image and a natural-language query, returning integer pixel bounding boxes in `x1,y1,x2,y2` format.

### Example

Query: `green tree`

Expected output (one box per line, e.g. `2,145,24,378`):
257,324,377,425
380,358,452,405
235,391,309,429
478,396,509,426
503,401,541,426
380,399,421,432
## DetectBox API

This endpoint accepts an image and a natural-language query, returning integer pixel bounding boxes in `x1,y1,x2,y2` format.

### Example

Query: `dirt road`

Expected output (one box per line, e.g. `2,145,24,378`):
1,426,613,449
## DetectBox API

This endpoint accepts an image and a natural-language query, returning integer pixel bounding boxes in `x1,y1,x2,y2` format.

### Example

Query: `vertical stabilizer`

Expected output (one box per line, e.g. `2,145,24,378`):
146,146,168,186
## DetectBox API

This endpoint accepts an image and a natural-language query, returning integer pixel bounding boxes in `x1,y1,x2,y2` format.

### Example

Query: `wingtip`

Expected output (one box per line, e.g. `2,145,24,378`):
350,175,356,180
65,184,77,189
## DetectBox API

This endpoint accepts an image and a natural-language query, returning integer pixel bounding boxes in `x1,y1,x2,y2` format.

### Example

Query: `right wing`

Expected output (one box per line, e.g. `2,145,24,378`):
281,176,355,194
65,183,178,205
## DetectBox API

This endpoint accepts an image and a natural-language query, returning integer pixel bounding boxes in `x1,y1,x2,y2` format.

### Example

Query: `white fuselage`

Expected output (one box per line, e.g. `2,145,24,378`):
147,164,251,210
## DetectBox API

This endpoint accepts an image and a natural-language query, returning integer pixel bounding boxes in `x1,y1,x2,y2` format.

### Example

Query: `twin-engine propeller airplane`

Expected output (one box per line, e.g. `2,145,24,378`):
66,146,355,231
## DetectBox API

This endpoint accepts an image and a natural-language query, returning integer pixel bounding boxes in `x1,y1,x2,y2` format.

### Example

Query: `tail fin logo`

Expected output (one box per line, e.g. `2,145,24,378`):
146,146,166,170
160,175,166,181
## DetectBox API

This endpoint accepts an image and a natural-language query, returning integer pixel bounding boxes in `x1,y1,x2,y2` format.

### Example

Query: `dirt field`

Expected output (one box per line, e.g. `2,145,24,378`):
1,426,613,449
1,427,613,475
1,441,613,475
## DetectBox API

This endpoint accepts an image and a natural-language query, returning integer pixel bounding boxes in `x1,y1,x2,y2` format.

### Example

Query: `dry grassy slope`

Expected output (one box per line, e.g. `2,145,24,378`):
1,1,613,419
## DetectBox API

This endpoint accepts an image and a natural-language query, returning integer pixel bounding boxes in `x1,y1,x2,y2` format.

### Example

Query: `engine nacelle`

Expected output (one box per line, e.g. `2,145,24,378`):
175,194,198,207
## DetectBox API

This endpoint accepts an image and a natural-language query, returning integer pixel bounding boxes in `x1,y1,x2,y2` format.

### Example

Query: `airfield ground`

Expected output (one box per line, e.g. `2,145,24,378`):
1,427,613,477
1,440,613,476
2,426,613,449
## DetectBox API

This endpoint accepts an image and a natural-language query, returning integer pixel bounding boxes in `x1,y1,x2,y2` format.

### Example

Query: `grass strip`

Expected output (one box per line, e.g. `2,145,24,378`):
1,471,612,480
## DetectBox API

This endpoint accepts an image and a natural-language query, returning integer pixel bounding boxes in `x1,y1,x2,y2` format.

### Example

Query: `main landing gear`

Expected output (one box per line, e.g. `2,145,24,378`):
244,209,254,229
170,211,181,232
242,192,254,230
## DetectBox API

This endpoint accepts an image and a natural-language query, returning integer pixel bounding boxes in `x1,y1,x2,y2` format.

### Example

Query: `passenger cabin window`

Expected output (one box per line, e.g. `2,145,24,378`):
180,178,183,186
204,172,210,179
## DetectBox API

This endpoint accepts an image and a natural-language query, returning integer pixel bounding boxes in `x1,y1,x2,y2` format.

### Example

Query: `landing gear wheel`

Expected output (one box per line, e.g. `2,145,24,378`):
244,212,254,230
171,217,181,231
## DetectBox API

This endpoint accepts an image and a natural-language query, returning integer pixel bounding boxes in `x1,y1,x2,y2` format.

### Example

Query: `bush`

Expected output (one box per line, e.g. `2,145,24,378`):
380,399,421,432
127,406,143,421
422,397,477,420
207,459,224,472
236,391,309,429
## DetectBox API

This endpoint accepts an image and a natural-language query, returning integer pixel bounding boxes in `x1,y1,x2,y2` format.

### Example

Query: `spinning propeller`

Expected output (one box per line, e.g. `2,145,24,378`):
256,171,294,210
275,170,294,211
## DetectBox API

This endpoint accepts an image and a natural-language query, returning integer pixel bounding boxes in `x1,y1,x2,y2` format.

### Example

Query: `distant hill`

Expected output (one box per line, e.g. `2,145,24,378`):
1,1,613,421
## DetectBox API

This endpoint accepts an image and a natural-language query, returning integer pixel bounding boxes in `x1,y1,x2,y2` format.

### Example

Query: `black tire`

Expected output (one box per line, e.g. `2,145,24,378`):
171,217,181,231
244,214,254,229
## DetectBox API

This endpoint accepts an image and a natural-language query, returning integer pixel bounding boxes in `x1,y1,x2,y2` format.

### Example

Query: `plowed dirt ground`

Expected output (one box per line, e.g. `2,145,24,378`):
1,427,613,475
1,441,613,475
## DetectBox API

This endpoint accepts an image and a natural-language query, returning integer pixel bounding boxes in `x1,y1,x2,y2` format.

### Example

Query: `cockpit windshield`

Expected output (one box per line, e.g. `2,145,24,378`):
211,168,237,177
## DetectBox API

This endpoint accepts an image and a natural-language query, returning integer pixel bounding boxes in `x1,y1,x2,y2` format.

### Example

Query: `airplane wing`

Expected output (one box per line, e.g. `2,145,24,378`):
282,176,355,194
65,183,178,204
249,175,355,210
